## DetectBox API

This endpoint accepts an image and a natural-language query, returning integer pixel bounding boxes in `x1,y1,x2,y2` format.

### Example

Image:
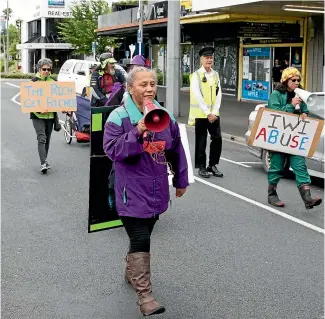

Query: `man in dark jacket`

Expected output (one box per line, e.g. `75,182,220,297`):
90,53,126,107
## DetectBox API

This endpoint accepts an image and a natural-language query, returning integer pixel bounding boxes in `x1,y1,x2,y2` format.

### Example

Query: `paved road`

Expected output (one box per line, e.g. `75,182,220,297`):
1,80,324,319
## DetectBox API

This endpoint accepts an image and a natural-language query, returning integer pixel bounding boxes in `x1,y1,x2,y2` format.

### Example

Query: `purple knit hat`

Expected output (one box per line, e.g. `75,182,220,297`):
129,55,147,67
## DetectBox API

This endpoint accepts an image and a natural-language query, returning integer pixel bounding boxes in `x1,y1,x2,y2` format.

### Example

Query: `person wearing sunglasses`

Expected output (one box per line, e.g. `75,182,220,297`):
188,46,223,179
30,58,59,174
267,67,322,209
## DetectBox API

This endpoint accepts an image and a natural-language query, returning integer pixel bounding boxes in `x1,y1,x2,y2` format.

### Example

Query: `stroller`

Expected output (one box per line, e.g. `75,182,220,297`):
62,84,125,144
62,95,91,144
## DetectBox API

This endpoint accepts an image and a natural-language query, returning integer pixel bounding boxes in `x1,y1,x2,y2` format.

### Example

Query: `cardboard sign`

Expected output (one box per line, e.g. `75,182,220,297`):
20,81,77,113
248,108,324,157
168,123,195,185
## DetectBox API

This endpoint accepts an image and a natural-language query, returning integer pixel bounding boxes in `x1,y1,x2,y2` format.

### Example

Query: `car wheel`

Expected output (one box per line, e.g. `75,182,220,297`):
262,150,271,173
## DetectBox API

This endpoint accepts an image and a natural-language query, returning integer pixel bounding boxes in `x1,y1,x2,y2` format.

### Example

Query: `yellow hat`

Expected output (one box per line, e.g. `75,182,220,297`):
281,67,301,83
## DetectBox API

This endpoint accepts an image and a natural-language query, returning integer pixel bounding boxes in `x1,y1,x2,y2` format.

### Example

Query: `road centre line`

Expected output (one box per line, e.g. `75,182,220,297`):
194,176,325,235
5,82,20,88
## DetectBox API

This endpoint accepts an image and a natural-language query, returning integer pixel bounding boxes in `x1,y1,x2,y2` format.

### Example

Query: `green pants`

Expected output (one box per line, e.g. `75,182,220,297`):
268,152,311,187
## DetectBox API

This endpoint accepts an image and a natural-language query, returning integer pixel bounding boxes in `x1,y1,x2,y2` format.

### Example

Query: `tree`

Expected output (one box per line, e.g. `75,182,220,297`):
2,8,13,20
0,24,19,57
57,0,116,57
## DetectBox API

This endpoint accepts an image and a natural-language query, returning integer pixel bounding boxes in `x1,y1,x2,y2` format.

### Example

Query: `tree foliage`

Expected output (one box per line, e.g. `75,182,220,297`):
57,0,115,57
0,24,19,57
2,7,13,20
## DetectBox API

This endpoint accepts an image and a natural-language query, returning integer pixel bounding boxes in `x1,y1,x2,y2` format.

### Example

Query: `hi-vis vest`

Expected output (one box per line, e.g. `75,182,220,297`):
188,69,220,126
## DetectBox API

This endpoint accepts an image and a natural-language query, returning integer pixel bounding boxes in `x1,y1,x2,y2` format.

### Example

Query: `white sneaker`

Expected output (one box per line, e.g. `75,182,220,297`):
40,163,48,174
45,161,51,169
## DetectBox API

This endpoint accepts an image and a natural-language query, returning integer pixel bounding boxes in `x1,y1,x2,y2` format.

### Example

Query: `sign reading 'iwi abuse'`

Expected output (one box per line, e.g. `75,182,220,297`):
248,108,324,158
20,81,77,113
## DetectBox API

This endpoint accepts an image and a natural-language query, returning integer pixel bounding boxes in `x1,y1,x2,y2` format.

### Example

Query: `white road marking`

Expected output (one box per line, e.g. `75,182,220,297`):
11,92,21,105
220,157,251,168
194,176,325,235
238,161,263,165
5,82,21,105
5,82,20,88
59,120,65,125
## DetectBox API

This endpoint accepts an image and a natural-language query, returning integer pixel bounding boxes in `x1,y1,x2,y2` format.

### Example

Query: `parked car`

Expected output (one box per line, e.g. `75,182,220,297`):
245,92,324,179
58,59,100,96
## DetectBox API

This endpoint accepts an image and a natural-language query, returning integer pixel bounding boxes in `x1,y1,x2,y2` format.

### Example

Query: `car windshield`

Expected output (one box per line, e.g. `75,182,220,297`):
307,93,324,119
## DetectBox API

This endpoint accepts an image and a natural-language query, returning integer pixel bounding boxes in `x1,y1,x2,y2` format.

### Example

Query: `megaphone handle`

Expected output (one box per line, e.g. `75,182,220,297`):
294,94,300,110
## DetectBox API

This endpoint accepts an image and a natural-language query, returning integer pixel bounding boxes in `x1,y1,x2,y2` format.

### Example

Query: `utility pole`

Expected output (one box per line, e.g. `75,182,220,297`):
166,0,180,115
6,0,9,73
137,0,144,56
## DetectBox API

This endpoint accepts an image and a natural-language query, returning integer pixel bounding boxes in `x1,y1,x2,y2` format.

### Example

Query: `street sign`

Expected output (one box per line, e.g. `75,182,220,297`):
137,29,142,43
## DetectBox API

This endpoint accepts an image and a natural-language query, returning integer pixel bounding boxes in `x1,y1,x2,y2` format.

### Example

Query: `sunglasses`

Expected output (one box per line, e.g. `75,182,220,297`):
291,78,301,83
42,68,51,71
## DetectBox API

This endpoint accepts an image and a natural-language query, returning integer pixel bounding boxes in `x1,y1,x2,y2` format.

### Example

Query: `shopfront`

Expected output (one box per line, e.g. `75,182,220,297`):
237,21,305,102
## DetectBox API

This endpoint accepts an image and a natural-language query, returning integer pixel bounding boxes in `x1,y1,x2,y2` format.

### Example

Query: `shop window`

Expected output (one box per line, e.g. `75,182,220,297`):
242,47,271,101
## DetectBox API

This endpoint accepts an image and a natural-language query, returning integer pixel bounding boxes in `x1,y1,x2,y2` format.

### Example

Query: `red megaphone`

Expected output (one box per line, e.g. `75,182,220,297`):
143,98,170,133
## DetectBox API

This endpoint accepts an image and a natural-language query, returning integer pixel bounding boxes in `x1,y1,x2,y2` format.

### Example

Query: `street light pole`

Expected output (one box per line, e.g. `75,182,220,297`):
6,0,9,73
137,0,144,56
166,0,180,115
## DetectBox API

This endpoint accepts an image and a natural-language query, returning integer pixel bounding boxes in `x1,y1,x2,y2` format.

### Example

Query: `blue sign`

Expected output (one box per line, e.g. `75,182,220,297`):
48,0,65,7
242,80,270,101
243,47,270,57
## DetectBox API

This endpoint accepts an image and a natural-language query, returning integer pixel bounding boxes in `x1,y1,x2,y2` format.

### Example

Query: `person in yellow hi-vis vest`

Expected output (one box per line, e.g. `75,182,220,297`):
189,47,223,178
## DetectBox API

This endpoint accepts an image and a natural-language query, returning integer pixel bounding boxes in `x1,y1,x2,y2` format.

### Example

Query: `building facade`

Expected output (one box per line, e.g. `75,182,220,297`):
97,0,324,102
17,0,76,74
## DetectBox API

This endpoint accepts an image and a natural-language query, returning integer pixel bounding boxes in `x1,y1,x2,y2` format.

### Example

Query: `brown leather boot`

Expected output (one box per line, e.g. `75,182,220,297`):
128,252,165,316
124,254,133,286
268,185,285,207
298,184,322,209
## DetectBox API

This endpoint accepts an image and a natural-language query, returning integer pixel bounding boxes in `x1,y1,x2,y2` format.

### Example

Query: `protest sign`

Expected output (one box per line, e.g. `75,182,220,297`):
248,108,324,157
20,81,77,113
168,123,195,185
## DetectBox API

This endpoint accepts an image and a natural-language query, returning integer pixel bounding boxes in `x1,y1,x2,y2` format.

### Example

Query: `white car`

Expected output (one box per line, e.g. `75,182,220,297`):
58,59,100,96
58,59,127,96
245,92,324,179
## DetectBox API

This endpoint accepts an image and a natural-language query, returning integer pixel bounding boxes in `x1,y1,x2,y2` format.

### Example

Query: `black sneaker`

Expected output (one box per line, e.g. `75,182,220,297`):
198,168,210,178
40,163,48,174
207,166,223,177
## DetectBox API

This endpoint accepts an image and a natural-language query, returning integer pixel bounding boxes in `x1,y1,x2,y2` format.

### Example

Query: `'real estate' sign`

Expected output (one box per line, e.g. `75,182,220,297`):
20,81,77,113
248,108,324,158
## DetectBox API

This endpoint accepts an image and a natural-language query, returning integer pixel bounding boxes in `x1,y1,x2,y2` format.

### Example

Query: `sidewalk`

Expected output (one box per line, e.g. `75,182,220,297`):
157,86,259,138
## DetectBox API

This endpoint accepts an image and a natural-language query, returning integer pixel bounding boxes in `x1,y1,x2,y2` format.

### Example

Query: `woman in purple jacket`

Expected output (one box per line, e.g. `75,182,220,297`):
103,67,189,316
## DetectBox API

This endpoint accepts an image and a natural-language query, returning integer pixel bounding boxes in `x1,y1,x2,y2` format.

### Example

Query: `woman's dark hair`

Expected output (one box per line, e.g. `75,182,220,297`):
275,81,303,93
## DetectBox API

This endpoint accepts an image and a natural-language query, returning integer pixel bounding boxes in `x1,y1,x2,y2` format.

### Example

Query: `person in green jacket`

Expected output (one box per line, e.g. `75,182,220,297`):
267,67,322,209
30,58,56,174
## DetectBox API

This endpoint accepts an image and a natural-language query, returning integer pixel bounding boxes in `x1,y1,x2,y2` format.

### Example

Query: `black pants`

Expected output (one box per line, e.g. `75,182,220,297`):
32,119,54,164
120,216,159,253
195,118,222,169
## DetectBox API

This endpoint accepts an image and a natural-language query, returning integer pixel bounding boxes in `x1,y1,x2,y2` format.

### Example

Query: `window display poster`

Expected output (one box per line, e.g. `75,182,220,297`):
214,42,237,94
291,47,302,68
242,80,270,101
242,47,271,101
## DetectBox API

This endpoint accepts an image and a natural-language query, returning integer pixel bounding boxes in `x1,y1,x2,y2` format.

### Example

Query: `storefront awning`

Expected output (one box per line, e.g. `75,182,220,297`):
96,17,167,37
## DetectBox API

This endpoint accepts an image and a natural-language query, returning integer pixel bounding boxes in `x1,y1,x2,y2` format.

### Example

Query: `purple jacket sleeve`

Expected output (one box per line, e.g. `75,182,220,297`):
167,121,189,189
103,122,143,162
